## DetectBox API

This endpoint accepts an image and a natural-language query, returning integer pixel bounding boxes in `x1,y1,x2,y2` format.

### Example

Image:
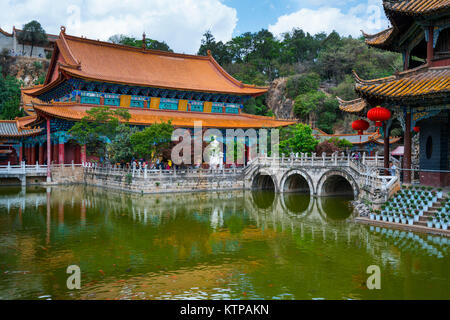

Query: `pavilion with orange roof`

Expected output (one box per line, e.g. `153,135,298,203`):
2,27,295,171
338,0,449,187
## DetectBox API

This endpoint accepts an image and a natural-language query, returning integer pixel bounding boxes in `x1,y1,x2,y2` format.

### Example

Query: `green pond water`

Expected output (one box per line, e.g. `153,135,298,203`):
0,186,448,300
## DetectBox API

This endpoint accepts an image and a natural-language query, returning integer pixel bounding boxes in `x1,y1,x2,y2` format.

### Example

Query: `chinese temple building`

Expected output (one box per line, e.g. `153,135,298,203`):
338,0,450,187
1,27,295,170
313,128,401,155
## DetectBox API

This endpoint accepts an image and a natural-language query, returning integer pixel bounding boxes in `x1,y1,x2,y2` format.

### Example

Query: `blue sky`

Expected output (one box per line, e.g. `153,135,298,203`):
0,0,390,53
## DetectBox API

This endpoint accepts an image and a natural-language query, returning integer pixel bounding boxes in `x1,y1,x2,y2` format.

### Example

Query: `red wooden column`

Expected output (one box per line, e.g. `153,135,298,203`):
383,122,389,176
53,143,58,164
24,145,29,164
58,139,65,165
46,118,51,181
81,144,87,164
38,143,44,165
30,143,36,164
19,143,23,163
403,112,412,184
427,26,434,64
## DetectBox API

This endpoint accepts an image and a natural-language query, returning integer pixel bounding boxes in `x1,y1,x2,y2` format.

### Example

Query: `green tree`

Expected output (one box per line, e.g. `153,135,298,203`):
0,72,22,119
107,125,138,164
285,72,320,98
243,95,273,116
130,121,174,160
68,106,131,158
197,30,232,65
279,124,319,155
17,20,48,57
108,34,173,52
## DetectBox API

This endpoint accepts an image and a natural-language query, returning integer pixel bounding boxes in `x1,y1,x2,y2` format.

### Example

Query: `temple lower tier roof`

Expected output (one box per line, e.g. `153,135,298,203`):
353,65,450,102
31,103,296,129
0,118,42,138
315,130,401,145
337,97,368,114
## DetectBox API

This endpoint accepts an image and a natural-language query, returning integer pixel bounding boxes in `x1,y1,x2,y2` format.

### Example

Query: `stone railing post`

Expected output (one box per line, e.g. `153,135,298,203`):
334,152,338,166
144,167,147,178
347,153,350,166
311,153,315,166
7,161,10,172
36,161,39,172
375,152,378,167
362,152,366,165
322,152,325,166
173,166,176,177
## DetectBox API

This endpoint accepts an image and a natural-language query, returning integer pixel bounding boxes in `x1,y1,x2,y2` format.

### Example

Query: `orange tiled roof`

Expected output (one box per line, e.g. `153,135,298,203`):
353,65,450,100
337,97,368,113
362,28,395,48
31,30,268,97
384,0,450,16
31,103,296,129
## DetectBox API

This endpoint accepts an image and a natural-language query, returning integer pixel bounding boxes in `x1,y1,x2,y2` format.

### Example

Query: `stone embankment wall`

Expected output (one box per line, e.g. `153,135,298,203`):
49,167,245,194
50,166,84,184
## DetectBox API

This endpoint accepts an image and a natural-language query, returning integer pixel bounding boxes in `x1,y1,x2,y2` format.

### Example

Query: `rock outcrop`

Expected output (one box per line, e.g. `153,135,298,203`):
266,78,295,119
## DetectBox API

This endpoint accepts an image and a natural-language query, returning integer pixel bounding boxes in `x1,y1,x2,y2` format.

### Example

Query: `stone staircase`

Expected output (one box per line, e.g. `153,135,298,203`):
415,197,448,227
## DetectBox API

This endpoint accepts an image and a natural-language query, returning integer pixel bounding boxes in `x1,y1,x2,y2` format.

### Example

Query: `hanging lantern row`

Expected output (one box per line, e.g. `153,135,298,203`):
413,126,420,133
367,106,391,127
351,119,370,135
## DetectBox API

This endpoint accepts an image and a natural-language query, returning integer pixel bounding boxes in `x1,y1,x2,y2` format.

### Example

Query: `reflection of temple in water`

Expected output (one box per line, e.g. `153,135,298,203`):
0,186,447,299
0,186,446,260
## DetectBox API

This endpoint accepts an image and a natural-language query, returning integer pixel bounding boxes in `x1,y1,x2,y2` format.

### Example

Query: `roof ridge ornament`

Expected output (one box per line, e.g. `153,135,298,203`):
60,26,66,34
142,32,146,50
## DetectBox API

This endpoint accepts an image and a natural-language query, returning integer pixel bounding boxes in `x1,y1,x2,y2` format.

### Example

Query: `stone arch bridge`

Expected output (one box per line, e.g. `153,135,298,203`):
244,153,399,201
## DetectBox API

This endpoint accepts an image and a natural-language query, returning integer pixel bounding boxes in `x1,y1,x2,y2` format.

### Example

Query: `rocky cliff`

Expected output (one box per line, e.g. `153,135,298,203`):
266,78,295,119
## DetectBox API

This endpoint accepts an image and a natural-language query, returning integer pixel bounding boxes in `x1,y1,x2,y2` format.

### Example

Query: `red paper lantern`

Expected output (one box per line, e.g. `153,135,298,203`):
367,106,391,127
413,126,420,133
352,119,370,135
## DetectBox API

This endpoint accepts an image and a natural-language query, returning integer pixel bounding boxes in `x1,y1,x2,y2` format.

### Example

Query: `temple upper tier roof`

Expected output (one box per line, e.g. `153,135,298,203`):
30,29,268,98
362,1,450,52
31,103,295,129
384,0,450,16
353,65,450,101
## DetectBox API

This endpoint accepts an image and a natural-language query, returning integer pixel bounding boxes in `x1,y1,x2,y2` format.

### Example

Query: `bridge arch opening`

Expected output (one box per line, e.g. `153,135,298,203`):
283,173,310,194
320,174,355,198
252,173,275,191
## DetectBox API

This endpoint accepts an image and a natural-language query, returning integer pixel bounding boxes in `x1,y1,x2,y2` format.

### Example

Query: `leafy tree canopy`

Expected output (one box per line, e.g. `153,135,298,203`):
68,106,131,158
279,123,319,155
129,121,174,161
108,34,173,52
0,70,23,120
17,20,48,57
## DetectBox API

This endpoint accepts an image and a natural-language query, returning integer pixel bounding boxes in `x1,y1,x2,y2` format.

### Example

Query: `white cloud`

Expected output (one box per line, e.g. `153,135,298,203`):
0,0,237,54
268,2,389,38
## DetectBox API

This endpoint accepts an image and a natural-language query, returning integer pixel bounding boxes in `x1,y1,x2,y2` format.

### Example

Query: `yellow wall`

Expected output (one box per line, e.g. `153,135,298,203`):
178,99,188,111
150,97,160,109
203,101,212,113
120,95,131,107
